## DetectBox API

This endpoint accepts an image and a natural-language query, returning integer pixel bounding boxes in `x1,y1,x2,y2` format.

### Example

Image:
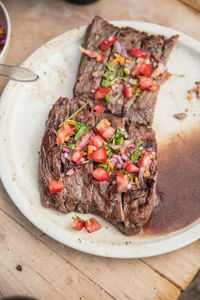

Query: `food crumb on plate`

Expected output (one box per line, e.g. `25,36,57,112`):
174,113,187,120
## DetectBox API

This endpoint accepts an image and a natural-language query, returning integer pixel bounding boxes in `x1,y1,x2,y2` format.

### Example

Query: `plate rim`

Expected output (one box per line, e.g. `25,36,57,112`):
0,20,200,258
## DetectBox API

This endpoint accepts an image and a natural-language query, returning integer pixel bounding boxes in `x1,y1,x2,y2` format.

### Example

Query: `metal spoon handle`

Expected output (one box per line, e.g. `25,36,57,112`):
0,63,39,82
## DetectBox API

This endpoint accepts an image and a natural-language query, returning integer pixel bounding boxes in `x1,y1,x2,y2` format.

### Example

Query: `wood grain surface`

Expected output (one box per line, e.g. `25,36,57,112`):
0,0,200,299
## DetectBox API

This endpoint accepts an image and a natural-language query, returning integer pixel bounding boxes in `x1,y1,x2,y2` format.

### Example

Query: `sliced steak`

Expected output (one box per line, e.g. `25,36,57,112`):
73,16,119,99
39,97,157,235
123,35,179,126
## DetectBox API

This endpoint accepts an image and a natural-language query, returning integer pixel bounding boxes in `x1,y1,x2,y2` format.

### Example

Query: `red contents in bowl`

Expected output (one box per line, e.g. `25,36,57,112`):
0,26,6,53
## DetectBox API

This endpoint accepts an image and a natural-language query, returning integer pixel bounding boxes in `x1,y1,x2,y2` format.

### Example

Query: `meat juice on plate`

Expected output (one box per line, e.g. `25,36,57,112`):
143,128,200,236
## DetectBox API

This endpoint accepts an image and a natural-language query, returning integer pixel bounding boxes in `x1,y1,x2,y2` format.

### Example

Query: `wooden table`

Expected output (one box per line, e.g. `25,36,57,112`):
0,0,200,299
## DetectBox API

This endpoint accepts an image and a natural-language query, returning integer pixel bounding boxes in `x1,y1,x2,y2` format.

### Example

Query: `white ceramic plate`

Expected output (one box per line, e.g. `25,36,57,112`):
0,21,200,258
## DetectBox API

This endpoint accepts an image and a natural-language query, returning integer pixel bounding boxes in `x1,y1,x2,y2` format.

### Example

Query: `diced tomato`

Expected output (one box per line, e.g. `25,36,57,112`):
116,173,130,193
72,218,85,231
125,161,139,174
78,46,104,63
89,135,105,149
91,104,104,114
88,147,107,163
95,86,109,100
56,123,77,147
138,152,152,170
99,35,117,51
131,63,152,77
76,130,95,151
139,76,154,90
123,87,133,99
48,178,64,194
130,48,150,58
72,150,84,163
96,119,115,141
102,126,115,140
92,167,110,181
85,218,101,233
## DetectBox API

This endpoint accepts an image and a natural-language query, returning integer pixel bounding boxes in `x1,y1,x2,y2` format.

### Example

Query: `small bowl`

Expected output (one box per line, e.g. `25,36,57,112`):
0,1,11,63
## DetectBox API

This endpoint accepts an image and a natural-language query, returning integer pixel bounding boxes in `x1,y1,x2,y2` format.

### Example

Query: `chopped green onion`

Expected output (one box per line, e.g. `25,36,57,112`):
87,219,91,226
59,144,64,150
54,130,58,136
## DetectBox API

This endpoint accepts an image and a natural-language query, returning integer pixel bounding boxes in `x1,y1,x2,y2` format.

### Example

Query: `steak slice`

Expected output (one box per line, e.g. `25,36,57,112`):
73,16,178,125
39,97,157,235
123,34,179,126
73,16,119,99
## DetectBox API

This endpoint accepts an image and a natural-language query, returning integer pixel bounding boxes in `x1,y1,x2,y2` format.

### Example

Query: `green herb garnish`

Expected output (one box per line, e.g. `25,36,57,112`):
103,144,113,158
118,169,133,180
70,121,90,141
105,93,110,103
130,152,140,161
82,160,91,164
66,101,89,122
106,61,115,72
67,141,76,150
109,130,128,145
101,79,111,88
87,219,91,226
104,71,115,81
130,140,143,162
59,144,64,150
117,68,124,77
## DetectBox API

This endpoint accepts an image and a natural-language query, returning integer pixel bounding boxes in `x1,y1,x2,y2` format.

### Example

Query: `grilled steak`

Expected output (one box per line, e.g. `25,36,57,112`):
73,16,178,125
39,16,178,235
74,16,118,99
39,97,157,235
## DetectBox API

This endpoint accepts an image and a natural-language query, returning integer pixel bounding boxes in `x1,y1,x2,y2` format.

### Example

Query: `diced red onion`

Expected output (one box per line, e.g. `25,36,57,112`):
122,153,128,161
121,45,128,58
118,155,124,165
116,163,123,169
115,40,122,53
91,89,96,93
62,145,70,153
61,153,66,165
